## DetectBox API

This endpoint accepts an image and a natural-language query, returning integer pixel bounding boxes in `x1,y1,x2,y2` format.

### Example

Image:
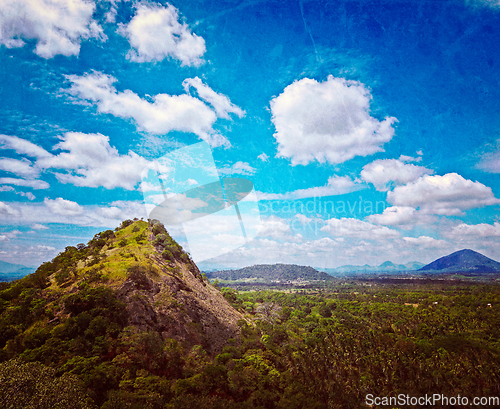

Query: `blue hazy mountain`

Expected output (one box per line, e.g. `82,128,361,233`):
319,261,425,274
419,249,500,273
0,260,35,282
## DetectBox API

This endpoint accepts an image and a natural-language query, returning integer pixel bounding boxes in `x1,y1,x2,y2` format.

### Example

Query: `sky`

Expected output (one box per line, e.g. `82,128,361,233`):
1,0,500,270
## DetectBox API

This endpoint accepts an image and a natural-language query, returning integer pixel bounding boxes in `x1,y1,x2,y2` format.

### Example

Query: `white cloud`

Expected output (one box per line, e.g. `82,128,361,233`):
0,202,20,217
97,206,122,219
118,3,205,66
0,200,148,228
0,134,51,158
270,76,396,165
19,191,36,200
0,0,104,58
399,154,422,163
218,161,256,176
183,77,245,119
257,175,362,200
321,217,400,239
32,223,49,230
361,159,432,191
387,173,500,215
367,206,434,227
0,177,49,189
402,236,449,248
38,132,149,190
66,72,231,147
0,185,35,200
257,215,293,240
257,153,269,162
446,222,500,238
295,214,312,225
0,158,39,178
33,245,56,251
44,197,83,216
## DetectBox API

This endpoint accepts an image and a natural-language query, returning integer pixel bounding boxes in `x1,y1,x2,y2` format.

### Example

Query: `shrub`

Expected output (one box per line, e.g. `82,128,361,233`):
162,249,173,261
151,223,167,236
127,265,151,290
116,220,134,231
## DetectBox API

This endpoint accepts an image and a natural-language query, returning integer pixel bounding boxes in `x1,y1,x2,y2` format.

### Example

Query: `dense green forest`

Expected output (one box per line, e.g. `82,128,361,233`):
205,263,333,284
0,220,499,408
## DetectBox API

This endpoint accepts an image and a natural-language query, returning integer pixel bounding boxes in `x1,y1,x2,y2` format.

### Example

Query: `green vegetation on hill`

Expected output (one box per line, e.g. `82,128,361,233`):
206,264,332,283
0,223,500,408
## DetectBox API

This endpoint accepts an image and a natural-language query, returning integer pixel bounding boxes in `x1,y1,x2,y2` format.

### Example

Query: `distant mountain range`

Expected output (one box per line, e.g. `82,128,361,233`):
318,260,425,275
205,264,333,283
419,249,500,273
0,260,35,282
205,249,500,282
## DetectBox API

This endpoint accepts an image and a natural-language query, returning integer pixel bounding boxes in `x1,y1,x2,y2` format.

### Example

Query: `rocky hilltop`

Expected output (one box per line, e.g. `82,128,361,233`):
3,219,244,355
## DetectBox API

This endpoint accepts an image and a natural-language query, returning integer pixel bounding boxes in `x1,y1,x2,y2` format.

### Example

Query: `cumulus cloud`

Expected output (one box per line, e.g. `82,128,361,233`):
0,202,20,217
402,236,449,248
0,177,49,189
38,132,149,190
0,134,51,158
0,200,148,228
257,216,293,240
295,214,312,224
257,175,362,200
118,3,205,65
0,0,104,58
0,158,39,178
183,77,245,119
445,221,500,238
97,206,123,219
387,173,500,215
0,185,36,200
66,72,237,147
270,76,396,165
361,159,433,191
368,206,418,226
367,206,434,227
19,191,35,200
321,217,400,239
218,161,256,176
0,133,152,191
44,197,84,216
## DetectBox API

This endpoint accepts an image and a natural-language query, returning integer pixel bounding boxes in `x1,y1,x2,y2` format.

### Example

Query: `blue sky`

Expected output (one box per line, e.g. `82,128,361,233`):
1,0,500,269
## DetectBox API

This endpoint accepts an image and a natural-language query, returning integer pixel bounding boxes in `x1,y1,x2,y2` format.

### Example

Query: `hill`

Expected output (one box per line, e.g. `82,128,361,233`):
0,219,243,357
0,260,34,282
419,249,500,273
205,263,332,283
319,261,425,275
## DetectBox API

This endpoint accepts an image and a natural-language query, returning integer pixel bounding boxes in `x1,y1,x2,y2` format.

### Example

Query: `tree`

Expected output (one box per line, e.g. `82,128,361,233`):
0,358,96,408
